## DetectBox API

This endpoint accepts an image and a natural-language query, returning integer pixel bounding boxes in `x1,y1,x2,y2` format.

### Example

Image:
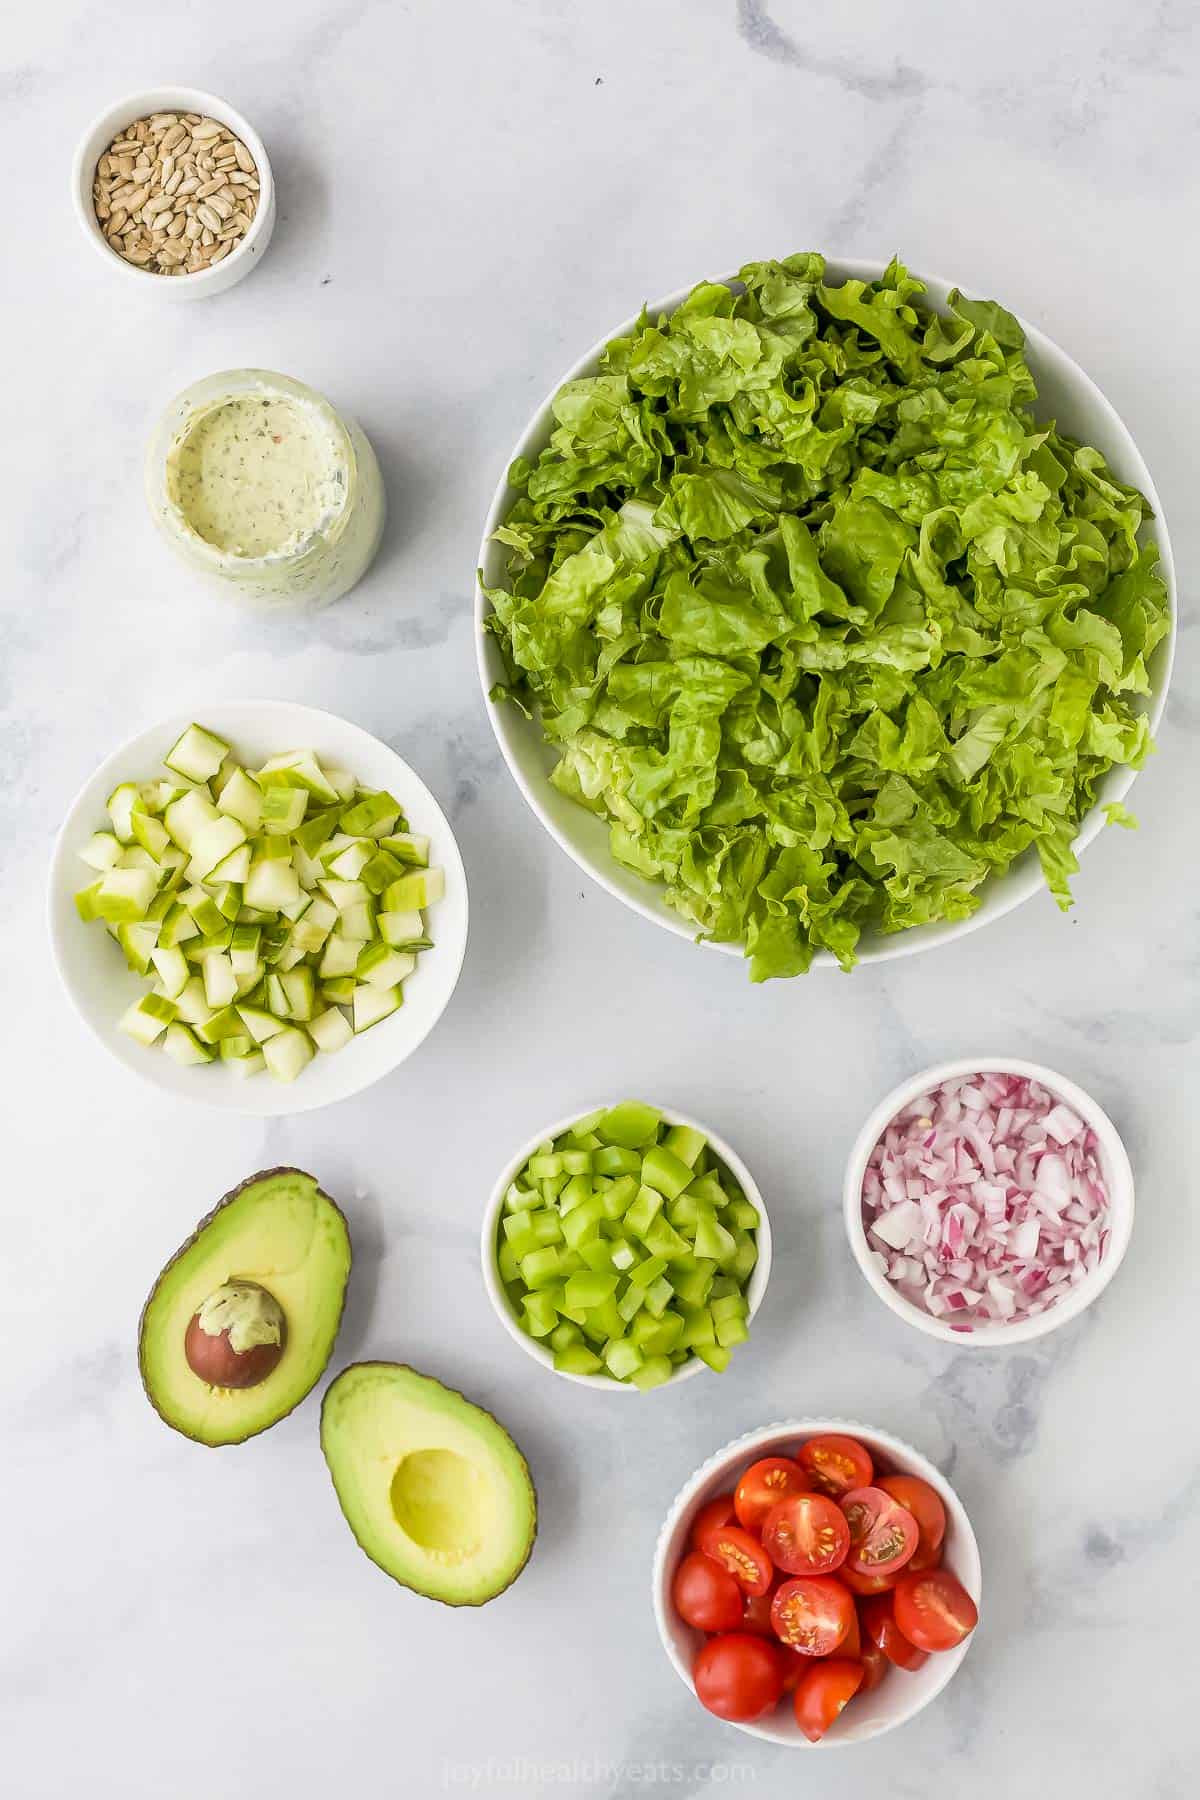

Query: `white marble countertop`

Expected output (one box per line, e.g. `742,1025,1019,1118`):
3,2,1196,1794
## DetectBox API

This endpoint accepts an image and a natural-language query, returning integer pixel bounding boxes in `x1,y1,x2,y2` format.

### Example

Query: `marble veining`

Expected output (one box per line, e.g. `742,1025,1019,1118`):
2,2,1197,1796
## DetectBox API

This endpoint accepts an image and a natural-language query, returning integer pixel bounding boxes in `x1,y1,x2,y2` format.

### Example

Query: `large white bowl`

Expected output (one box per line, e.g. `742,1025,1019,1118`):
476,260,1176,967
48,701,468,1115
843,1057,1134,1346
481,1102,772,1391
652,1418,982,1747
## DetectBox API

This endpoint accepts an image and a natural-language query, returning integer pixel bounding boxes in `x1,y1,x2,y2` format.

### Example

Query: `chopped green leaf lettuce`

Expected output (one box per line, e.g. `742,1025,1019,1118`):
484,255,1169,977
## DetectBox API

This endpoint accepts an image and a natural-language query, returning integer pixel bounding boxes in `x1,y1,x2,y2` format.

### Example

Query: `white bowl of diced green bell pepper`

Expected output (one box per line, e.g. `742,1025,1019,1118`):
47,701,468,1115
481,1101,772,1391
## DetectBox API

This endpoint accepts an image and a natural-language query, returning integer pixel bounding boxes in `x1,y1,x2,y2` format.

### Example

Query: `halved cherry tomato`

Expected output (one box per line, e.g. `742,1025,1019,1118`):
739,1586,779,1637
839,1563,898,1597
734,1457,810,1533
671,1551,745,1632
878,1475,946,1572
693,1633,784,1722
839,1601,863,1661
700,1522,774,1597
841,1486,919,1577
770,1577,856,1656
761,1493,850,1576
689,1493,736,1551
792,1659,864,1742
892,1568,979,1653
857,1636,889,1693
859,1593,929,1672
797,1433,874,1498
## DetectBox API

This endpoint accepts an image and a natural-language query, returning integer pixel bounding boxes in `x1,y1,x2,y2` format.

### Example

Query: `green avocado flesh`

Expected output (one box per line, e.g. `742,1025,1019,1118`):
139,1167,351,1445
320,1363,536,1606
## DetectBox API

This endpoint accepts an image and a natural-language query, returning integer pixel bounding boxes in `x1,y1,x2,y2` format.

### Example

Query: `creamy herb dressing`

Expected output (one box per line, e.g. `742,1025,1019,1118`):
167,395,345,558
148,370,385,608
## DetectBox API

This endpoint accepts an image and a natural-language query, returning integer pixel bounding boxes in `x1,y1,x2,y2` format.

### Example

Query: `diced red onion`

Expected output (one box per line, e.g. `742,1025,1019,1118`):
861,1073,1109,1329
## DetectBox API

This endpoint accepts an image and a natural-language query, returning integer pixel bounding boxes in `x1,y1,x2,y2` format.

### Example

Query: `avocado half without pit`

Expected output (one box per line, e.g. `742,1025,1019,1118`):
139,1167,351,1446
321,1363,537,1606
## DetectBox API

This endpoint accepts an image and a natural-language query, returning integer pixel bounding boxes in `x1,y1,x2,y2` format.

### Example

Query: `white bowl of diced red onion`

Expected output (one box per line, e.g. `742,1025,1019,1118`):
843,1060,1134,1346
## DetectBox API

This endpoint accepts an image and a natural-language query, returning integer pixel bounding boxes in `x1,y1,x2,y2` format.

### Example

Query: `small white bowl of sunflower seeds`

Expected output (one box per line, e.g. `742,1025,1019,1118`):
72,86,275,298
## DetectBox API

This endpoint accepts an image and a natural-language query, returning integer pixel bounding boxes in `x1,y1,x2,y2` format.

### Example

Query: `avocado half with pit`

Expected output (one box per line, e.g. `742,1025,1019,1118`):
321,1363,536,1606
139,1167,351,1446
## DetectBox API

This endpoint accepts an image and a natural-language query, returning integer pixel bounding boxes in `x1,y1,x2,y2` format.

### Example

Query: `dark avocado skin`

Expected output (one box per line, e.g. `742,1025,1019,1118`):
320,1361,538,1606
137,1166,352,1448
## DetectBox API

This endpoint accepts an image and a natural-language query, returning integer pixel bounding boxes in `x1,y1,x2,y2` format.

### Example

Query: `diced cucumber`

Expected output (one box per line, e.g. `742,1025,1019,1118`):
173,976,213,1028
164,723,230,784
243,859,301,912
261,784,308,833
117,921,159,974
209,843,252,885
163,1022,213,1065
106,783,139,844
202,951,238,1009
338,900,377,941
352,982,403,1032
356,944,416,990
95,868,157,922
235,1003,287,1044
130,809,171,859
186,816,248,883
119,992,177,1045
307,1008,354,1053
216,767,263,831
381,866,444,911
262,1025,315,1083
231,1050,266,1079
318,933,361,979
257,750,339,804
379,832,430,867
73,722,440,1088
78,831,124,872
327,840,373,880
340,790,401,835
150,945,190,998
163,789,220,851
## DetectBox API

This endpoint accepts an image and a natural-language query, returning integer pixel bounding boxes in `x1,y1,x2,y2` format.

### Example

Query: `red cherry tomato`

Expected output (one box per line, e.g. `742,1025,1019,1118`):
839,1563,898,1597
739,1586,778,1637
859,1593,929,1672
892,1568,979,1653
693,1633,784,1722
700,1522,774,1597
841,1486,919,1577
762,1493,851,1576
797,1433,874,1498
734,1457,810,1533
857,1636,889,1693
877,1474,946,1570
770,1577,856,1656
671,1552,745,1633
792,1659,864,1742
689,1493,736,1551
839,1600,863,1661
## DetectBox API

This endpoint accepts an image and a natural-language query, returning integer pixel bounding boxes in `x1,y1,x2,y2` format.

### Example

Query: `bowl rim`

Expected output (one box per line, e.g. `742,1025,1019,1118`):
70,85,275,292
651,1416,982,1747
479,1100,772,1391
474,256,1177,969
46,698,469,1116
842,1056,1135,1345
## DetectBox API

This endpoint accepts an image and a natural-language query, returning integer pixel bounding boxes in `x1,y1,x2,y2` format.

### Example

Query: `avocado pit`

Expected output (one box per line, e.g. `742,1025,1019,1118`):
184,1280,287,1390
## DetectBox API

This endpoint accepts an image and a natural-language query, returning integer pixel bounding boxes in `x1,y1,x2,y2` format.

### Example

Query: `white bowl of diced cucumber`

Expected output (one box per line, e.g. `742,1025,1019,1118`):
48,701,468,1114
481,1101,772,1391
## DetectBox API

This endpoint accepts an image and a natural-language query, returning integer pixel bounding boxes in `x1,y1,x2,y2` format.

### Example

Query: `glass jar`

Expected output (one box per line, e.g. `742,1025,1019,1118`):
146,368,385,608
